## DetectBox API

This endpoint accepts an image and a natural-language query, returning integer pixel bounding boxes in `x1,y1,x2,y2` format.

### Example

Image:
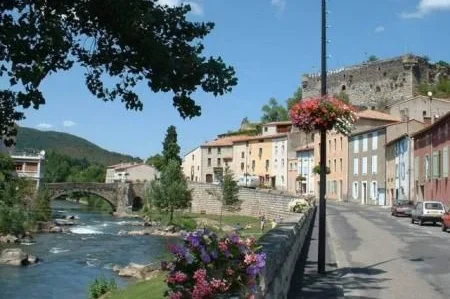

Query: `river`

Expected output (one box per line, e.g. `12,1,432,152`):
0,200,174,299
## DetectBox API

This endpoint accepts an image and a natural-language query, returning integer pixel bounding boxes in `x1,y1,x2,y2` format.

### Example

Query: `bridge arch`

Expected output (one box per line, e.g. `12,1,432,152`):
49,189,116,210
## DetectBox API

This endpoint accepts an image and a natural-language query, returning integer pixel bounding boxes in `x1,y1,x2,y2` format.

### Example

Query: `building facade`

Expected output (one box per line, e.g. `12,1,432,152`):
348,128,387,205
296,145,315,195
272,136,288,190
11,151,46,188
388,95,450,124
182,146,202,182
105,163,159,183
412,112,450,205
386,135,411,205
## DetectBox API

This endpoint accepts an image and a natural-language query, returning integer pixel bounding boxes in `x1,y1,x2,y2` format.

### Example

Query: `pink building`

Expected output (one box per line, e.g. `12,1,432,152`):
412,111,450,205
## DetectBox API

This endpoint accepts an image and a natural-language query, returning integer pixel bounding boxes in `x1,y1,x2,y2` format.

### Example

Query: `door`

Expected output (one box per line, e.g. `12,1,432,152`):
205,174,213,183
362,182,367,204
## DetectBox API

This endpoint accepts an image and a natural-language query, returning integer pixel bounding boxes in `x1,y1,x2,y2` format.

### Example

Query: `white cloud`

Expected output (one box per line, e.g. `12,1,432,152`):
157,0,203,16
271,0,286,12
374,26,385,33
63,120,76,127
37,123,53,129
401,0,450,19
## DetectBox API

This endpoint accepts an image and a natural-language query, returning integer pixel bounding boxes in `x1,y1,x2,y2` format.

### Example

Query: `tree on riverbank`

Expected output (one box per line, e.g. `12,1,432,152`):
147,159,192,223
0,1,237,146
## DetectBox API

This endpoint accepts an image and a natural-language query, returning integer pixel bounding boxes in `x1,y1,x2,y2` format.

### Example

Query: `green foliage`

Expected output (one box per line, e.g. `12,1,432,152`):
16,127,141,166
0,153,15,183
88,277,118,299
147,159,192,222
419,77,450,98
146,154,165,172
0,1,237,146
162,126,182,169
261,98,289,123
286,86,303,110
437,60,450,67
104,273,166,299
33,188,52,222
367,55,379,62
334,91,350,104
222,167,240,210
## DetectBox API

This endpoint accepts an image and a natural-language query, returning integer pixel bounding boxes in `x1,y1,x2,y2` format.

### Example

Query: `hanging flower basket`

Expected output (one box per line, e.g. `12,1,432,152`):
289,96,357,135
313,165,330,175
296,175,306,181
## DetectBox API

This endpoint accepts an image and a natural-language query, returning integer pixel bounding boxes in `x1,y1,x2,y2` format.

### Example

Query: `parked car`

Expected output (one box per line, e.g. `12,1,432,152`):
411,201,446,226
391,200,415,217
441,211,450,232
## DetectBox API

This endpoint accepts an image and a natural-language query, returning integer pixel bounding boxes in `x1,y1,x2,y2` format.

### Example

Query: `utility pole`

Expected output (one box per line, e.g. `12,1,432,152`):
318,0,328,274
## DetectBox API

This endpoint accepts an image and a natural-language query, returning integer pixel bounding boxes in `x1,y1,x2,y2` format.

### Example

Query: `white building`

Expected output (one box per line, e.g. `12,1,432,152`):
296,144,315,195
105,163,159,183
11,151,46,188
182,146,203,182
272,136,288,190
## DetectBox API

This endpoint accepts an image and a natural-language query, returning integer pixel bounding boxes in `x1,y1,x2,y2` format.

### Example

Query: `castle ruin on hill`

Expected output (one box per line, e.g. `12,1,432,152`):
302,54,448,108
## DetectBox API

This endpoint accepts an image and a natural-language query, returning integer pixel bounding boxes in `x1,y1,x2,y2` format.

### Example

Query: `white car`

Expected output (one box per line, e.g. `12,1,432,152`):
411,201,446,226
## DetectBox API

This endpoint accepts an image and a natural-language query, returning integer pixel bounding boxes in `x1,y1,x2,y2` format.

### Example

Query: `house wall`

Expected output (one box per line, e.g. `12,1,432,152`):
314,131,348,201
201,145,233,183
348,129,387,205
413,117,450,205
386,137,411,205
297,150,315,195
388,96,450,123
287,158,298,194
231,142,248,179
11,153,45,188
182,147,202,182
126,165,159,182
247,139,273,186
272,137,288,190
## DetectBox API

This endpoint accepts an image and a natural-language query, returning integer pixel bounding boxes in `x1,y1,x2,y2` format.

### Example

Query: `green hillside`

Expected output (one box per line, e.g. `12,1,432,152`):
15,127,142,166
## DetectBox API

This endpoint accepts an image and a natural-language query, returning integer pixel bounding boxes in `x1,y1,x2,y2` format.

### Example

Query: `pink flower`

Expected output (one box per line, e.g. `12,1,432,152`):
218,241,229,252
244,253,257,265
193,269,207,282
210,278,230,292
170,291,183,299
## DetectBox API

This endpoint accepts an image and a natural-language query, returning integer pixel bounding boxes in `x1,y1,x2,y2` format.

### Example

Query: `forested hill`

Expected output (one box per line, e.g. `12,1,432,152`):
15,127,142,166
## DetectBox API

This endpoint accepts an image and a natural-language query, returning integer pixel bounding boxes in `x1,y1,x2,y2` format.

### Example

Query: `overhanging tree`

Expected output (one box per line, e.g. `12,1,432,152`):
0,0,237,146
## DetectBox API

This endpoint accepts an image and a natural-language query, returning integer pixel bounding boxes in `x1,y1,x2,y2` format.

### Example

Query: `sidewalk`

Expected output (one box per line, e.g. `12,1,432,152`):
287,207,344,299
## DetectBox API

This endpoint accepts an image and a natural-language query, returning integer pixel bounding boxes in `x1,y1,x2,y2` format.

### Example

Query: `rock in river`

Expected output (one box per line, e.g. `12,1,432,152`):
0,248,39,266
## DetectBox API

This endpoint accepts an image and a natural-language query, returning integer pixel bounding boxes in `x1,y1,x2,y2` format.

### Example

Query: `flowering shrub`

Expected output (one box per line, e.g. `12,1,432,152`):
288,198,310,213
312,165,331,175
165,229,266,299
289,96,357,135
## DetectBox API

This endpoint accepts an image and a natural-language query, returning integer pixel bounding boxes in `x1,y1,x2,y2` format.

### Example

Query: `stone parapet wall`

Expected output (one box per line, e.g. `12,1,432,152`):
257,207,315,298
187,182,299,219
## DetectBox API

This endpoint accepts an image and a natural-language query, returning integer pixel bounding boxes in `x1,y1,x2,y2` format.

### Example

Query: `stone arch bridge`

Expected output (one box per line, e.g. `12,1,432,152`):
45,182,147,212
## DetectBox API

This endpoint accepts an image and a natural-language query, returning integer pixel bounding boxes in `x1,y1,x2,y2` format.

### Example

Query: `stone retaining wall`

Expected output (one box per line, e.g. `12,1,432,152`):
258,207,315,299
188,182,299,219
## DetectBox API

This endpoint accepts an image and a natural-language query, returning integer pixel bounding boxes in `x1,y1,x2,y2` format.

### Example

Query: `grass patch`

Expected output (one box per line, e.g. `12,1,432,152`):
105,272,166,299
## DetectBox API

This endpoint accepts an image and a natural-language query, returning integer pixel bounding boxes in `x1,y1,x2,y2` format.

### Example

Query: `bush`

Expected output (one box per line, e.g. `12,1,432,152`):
165,230,266,298
0,203,27,235
88,277,118,299
288,198,310,214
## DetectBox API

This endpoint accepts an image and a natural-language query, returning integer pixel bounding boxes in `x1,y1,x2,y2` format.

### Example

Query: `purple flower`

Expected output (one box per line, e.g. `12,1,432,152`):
256,253,266,269
210,249,218,260
246,264,259,277
187,233,201,247
185,251,195,264
231,234,240,244
200,248,211,264
169,244,187,256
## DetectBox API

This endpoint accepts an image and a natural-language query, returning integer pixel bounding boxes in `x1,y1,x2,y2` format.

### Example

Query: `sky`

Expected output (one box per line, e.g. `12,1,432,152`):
14,0,450,160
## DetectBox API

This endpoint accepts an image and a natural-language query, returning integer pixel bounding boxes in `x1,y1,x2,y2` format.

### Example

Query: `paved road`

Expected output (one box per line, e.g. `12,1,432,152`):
327,202,450,299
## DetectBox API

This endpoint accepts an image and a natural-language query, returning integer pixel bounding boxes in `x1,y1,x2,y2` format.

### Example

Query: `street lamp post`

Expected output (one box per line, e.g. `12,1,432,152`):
318,0,328,274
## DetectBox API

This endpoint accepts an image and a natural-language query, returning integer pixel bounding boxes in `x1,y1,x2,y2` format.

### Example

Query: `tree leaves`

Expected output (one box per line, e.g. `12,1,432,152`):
0,0,238,146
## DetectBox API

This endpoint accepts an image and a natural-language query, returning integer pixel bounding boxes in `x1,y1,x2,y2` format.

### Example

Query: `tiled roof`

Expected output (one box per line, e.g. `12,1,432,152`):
356,110,401,122
295,143,315,152
264,121,292,126
231,133,288,143
114,163,148,170
386,95,450,108
203,135,252,147
107,162,136,169
411,110,450,138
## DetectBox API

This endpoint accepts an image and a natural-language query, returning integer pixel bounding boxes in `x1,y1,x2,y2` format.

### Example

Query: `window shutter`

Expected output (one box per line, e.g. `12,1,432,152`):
443,147,449,178
372,155,378,174
372,132,378,150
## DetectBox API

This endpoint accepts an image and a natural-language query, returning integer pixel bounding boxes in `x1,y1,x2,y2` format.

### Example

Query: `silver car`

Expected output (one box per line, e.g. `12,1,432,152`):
411,201,446,226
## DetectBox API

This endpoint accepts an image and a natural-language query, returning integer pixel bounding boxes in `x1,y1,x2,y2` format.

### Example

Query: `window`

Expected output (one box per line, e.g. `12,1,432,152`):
414,156,420,180
192,155,194,161
354,137,359,153
217,148,221,154
353,158,359,175
328,159,331,168
352,182,359,199
372,132,378,150
241,162,245,171
340,158,343,172
281,159,285,167
281,175,284,184
289,162,293,170
432,150,441,178
362,135,368,152
395,163,399,178
259,148,263,157
334,159,337,172
241,151,245,159
207,158,211,167
443,146,449,177
372,155,378,174
425,155,430,180
217,158,221,167
281,145,285,153
340,137,343,150
371,181,378,199
208,147,211,154
252,160,255,171
274,159,278,169
265,159,270,170
362,157,368,175
329,140,332,152
264,127,268,132
275,146,278,155
334,138,337,151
